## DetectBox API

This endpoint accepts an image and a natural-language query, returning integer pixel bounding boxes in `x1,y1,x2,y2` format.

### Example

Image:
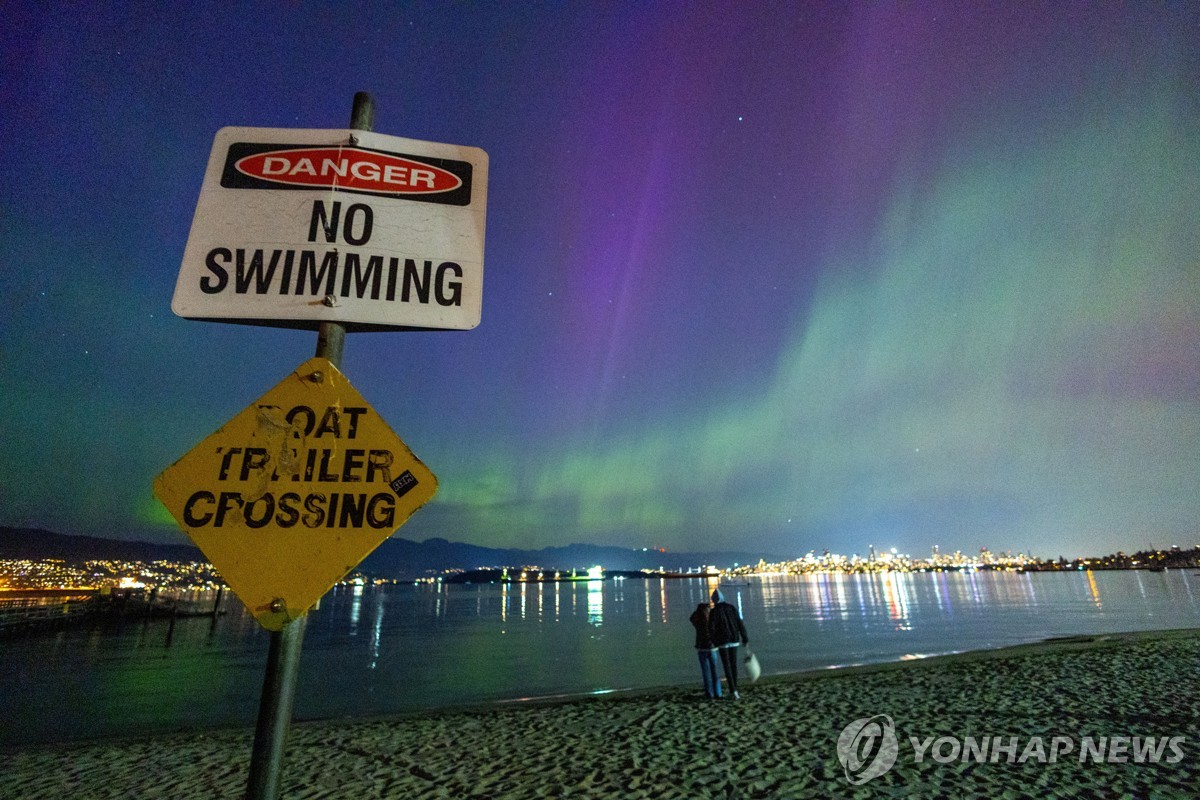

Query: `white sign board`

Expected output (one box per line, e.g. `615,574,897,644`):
173,127,487,330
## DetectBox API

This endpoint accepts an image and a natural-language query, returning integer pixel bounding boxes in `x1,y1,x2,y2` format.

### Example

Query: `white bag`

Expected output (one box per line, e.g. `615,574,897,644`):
743,649,761,683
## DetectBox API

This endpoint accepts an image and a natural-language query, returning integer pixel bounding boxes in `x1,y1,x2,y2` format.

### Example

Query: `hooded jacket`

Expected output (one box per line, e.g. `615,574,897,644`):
708,589,749,647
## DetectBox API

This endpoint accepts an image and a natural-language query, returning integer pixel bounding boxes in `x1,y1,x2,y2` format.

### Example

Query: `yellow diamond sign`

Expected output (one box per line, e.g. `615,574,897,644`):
153,357,437,630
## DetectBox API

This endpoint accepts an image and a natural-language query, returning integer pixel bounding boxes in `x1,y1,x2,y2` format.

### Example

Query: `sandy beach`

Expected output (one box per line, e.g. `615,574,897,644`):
5,628,1200,799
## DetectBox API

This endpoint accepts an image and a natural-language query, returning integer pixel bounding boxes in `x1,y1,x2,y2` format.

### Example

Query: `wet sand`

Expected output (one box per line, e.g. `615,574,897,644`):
5,628,1200,799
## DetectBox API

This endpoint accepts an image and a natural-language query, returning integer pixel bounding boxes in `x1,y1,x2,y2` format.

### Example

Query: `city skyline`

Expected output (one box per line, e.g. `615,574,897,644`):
4,523,1196,594
2,4,1198,560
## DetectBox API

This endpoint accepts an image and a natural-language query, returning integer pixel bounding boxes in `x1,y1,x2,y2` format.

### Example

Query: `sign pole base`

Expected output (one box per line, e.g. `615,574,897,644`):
245,616,307,800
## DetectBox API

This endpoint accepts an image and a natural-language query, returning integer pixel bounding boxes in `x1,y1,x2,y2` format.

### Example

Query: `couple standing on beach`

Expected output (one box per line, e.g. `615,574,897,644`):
690,589,750,699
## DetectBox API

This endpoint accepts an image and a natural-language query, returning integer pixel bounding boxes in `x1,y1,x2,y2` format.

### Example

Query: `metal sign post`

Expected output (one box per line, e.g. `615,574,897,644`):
156,90,481,800
244,91,371,800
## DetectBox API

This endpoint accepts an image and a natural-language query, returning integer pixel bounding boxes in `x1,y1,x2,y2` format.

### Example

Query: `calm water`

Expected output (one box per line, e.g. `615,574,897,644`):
5,569,1200,746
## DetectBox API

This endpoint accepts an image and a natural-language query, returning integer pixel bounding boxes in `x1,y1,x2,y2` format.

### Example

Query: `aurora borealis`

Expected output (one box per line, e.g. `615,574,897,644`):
2,3,1197,559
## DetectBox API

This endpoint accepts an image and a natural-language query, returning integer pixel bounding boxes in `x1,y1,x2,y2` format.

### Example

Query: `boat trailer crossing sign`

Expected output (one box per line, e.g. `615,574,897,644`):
153,357,437,630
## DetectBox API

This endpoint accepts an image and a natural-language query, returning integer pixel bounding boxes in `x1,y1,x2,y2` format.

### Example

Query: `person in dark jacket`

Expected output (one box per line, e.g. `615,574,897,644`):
689,602,722,698
708,589,749,698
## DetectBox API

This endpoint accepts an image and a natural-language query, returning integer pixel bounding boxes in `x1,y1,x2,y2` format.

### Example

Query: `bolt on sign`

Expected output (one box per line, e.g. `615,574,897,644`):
171,127,488,331
153,357,437,631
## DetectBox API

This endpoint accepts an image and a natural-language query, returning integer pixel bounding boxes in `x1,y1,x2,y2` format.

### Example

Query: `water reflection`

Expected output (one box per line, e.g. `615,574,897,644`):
349,582,363,633
754,569,1083,633
368,592,384,670
881,572,912,631
967,570,982,604
932,572,947,614
808,574,829,622
1085,570,1102,608
9,571,1200,747
587,580,604,626
659,579,668,625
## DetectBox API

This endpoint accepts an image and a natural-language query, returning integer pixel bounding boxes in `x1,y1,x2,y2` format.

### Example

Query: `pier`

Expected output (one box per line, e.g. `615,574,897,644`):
0,587,226,635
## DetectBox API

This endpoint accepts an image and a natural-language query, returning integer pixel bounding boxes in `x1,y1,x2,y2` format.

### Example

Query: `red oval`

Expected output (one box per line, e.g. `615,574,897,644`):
235,147,462,194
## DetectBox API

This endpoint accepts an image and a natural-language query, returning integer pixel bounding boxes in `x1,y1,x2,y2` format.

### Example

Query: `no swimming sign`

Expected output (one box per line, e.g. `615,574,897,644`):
172,127,488,331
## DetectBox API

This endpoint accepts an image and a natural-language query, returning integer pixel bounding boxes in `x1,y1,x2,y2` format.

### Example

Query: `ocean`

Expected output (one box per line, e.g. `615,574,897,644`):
5,569,1200,746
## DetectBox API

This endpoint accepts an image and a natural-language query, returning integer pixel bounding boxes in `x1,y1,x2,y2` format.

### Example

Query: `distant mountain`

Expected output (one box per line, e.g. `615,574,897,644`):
0,527,204,563
358,537,780,576
0,527,783,579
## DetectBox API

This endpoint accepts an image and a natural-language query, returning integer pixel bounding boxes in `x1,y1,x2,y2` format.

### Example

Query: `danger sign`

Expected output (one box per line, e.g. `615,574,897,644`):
153,357,438,630
172,127,488,331
223,144,470,199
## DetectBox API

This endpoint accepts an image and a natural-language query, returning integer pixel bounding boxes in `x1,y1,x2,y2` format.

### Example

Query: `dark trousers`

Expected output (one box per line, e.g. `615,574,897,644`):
718,645,740,694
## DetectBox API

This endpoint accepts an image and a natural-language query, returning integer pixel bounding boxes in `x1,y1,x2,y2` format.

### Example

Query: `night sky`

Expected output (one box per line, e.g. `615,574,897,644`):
2,3,1197,560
